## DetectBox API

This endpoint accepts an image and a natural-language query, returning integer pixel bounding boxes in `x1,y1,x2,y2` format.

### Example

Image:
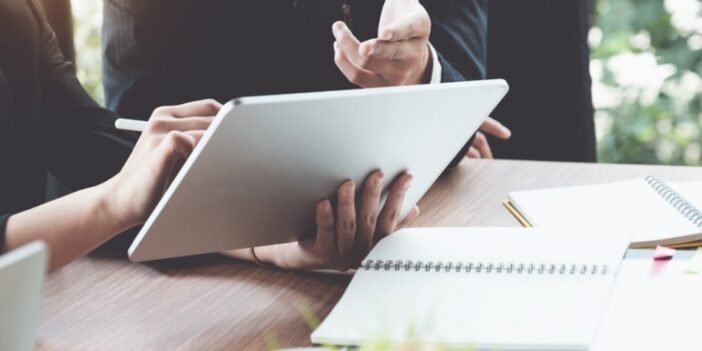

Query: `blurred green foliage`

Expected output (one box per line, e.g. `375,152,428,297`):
71,0,702,165
591,0,702,165
72,0,103,105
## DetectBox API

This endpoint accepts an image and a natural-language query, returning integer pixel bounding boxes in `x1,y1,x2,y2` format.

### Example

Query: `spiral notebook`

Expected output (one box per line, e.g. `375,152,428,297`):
311,227,631,350
504,177,702,248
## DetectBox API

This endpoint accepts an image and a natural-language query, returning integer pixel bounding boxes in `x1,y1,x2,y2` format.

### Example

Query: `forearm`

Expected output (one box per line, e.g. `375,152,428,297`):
4,182,129,271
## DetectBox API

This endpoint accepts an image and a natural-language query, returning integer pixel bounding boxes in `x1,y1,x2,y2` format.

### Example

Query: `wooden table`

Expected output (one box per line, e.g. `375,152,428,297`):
38,159,702,351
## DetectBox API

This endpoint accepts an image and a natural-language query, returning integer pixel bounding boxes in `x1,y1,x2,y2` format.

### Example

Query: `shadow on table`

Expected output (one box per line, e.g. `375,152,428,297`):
87,225,353,287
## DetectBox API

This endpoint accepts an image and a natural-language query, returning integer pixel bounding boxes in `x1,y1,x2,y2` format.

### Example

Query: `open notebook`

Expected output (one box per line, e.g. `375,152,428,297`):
311,228,630,350
505,177,702,248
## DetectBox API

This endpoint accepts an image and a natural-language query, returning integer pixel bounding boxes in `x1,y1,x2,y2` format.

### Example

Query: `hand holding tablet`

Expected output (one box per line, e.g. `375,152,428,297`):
225,172,420,271
128,81,509,267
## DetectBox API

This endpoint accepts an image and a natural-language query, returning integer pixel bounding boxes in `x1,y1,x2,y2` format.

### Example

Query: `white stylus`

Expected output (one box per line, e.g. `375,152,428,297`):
115,118,148,132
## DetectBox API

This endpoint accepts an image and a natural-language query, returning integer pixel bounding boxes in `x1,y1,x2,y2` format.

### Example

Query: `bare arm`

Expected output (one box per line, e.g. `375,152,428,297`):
4,184,127,271
3,100,221,271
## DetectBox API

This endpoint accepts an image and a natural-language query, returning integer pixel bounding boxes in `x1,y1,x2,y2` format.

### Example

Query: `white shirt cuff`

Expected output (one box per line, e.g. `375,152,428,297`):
428,42,443,84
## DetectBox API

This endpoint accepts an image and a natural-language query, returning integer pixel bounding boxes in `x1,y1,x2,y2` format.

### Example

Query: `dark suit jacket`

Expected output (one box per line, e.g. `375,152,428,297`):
486,0,596,162
102,0,487,170
0,0,134,252
102,0,488,118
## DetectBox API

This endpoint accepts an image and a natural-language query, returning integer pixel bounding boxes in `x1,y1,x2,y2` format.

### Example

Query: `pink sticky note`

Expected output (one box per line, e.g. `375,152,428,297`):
653,245,676,260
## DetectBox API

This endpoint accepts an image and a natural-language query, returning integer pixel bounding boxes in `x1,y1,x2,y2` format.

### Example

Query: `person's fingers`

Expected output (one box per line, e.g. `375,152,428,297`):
378,12,431,41
314,199,336,255
332,21,364,64
354,171,384,262
359,38,423,61
334,42,386,88
397,206,420,229
148,116,214,133
479,117,512,140
335,180,357,268
153,99,222,119
151,131,197,184
473,132,493,159
376,173,413,241
184,130,206,145
466,146,481,159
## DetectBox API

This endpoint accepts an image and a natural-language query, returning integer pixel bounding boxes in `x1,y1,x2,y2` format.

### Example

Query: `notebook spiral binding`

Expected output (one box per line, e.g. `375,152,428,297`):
359,260,609,275
645,176,702,227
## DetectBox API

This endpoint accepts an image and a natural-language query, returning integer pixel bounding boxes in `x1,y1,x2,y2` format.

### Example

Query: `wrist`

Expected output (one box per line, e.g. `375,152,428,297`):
259,245,285,268
95,178,139,232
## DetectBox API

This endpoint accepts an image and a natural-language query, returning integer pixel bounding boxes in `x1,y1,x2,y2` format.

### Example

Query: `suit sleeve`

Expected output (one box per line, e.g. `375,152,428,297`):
29,0,136,190
423,0,488,83
422,1,487,169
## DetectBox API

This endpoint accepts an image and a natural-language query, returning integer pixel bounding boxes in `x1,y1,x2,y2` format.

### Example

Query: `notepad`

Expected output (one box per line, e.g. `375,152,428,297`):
505,177,702,248
593,259,702,351
311,228,630,350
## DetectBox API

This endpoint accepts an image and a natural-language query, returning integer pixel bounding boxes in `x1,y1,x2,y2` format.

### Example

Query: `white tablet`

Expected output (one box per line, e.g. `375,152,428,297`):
129,80,509,262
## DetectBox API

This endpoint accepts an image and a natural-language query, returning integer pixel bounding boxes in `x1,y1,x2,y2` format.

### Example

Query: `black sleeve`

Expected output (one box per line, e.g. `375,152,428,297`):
423,0,488,82
421,1,488,171
0,214,9,254
29,0,136,190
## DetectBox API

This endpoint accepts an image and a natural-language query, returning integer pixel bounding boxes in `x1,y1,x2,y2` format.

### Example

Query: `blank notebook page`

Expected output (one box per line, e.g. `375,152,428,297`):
311,228,630,350
593,260,702,351
509,179,702,247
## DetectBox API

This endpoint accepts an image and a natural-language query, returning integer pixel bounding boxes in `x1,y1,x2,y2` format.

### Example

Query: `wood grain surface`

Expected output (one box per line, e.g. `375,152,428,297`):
38,159,702,351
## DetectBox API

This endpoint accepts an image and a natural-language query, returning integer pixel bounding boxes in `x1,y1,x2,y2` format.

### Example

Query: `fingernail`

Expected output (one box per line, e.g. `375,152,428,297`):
346,181,356,195
403,175,413,189
503,127,513,138
333,22,345,37
375,173,384,187
318,200,328,212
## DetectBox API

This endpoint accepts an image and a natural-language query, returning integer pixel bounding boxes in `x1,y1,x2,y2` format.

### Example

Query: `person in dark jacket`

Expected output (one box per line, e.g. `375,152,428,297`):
1,0,415,272
486,0,596,162
102,0,511,162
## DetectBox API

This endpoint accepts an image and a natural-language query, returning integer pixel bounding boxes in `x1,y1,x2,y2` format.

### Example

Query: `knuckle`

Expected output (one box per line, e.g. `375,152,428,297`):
363,212,377,229
342,218,356,233
148,118,169,131
165,130,180,140
419,15,431,30
164,131,184,146
322,222,335,233
152,106,169,116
